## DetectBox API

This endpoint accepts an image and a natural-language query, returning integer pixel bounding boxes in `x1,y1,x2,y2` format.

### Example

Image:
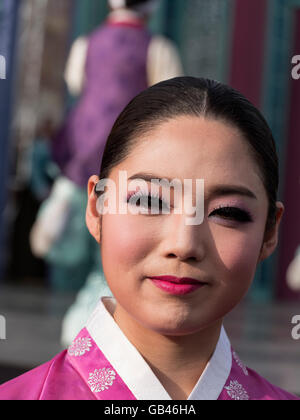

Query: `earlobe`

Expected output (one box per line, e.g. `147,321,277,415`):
86,175,102,243
258,202,285,263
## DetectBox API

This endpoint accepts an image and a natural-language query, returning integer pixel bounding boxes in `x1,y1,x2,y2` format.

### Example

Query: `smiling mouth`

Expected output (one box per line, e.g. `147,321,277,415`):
148,276,207,285
148,276,207,296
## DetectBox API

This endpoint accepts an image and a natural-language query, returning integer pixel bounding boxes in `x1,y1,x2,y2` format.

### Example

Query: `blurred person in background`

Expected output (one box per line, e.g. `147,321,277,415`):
28,119,59,203
30,0,184,347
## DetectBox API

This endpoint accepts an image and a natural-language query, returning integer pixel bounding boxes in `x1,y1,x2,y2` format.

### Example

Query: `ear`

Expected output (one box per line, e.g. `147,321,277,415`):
258,202,285,263
86,175,101,243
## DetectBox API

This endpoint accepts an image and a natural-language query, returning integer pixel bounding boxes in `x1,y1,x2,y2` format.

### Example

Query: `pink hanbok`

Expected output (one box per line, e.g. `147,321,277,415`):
0,297,299,400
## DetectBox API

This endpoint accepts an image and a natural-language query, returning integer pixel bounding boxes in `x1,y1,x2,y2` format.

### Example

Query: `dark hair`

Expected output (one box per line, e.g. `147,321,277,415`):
99,77,279,234
108,0,154,11
126,0,153,6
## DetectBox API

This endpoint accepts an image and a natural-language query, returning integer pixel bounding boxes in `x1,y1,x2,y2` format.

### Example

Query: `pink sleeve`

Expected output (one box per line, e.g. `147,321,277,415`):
0,360,54,400
0,350,94,400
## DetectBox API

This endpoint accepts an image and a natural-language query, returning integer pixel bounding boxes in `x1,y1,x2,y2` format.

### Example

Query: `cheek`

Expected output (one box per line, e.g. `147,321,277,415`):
102,215,156,266
209,226,265,316
214,227,264,281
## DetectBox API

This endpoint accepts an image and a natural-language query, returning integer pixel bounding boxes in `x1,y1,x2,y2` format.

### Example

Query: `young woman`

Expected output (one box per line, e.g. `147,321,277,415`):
0,77,299,400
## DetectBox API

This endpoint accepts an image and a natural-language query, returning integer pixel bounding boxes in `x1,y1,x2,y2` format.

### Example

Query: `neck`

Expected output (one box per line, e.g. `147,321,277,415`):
113,304,223,400
108,9,146,24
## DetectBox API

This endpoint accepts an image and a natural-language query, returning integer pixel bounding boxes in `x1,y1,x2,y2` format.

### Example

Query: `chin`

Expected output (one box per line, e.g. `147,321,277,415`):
142,316,204,336
155,325,204,337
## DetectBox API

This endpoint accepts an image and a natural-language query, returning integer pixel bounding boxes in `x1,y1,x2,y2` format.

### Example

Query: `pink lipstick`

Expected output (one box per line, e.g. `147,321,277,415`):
148,276,206,296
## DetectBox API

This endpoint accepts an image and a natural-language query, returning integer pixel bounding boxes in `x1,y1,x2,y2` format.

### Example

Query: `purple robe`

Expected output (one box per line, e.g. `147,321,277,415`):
0,297,299,400
52,19,152,188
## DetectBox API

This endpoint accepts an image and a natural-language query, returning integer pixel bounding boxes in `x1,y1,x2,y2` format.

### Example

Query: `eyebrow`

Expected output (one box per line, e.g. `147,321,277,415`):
127,172,258,200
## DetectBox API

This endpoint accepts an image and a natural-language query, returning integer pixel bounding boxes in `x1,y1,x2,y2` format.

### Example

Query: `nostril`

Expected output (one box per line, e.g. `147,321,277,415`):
167,254,177,259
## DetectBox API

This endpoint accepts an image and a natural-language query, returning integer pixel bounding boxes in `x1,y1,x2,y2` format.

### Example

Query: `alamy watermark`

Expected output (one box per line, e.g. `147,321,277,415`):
291,315,300,340
95,171,205,226
292,55,300,80
0,315,6,340
0,54,6,80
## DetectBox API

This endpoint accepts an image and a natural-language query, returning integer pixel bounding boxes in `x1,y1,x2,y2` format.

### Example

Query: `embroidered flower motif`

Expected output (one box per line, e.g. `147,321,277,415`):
88,368,116,393
233,351,249,376
68,337,92,357
225,380,250,400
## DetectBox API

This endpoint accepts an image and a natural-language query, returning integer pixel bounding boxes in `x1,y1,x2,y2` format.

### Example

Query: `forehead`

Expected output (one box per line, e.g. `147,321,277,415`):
112,116,266,197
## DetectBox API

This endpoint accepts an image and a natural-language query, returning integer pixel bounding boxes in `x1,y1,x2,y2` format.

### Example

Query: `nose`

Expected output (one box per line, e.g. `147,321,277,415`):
163,213,206,262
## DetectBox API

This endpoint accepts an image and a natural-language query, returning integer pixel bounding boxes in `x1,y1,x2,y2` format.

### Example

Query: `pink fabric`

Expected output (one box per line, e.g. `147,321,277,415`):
0,328,136,400
0,328,298,400
218,349,299,400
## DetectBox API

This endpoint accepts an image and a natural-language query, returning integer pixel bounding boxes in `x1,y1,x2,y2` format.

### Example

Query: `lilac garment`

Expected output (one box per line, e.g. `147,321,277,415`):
52,21,152,188
0,298,299,400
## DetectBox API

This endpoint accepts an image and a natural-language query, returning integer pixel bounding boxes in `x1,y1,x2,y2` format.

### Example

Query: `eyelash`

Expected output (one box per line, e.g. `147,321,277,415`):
127,191,170,212
209,205,253,223
127,192,253,223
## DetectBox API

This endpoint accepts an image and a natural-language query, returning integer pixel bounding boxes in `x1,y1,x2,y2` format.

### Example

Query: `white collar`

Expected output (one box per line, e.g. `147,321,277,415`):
86,297,232,400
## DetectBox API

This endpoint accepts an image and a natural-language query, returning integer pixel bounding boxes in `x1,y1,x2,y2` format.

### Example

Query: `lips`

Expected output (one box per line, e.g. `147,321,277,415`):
148,276,205,285
148,276,206,296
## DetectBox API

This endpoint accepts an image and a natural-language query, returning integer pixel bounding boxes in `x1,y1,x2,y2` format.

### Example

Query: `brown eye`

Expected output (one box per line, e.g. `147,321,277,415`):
210,206,253,223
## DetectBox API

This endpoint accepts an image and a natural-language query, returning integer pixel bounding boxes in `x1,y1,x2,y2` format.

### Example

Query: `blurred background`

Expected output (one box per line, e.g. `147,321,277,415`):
0,0,299,396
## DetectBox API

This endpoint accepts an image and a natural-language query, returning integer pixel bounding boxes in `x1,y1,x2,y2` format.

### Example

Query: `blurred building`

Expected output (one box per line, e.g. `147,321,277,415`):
0,0,300,302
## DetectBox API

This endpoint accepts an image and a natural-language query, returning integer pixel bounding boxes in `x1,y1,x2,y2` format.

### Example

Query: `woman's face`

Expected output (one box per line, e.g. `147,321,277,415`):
87,116,284,336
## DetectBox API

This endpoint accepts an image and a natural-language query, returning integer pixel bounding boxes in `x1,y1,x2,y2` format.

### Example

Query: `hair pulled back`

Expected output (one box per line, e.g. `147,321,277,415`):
99,77,279,233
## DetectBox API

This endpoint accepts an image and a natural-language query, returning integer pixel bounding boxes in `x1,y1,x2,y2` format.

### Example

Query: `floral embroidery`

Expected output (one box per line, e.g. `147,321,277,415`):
88,368,116,393
233,351,249,376
225,380,250,400
68,337,92,357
